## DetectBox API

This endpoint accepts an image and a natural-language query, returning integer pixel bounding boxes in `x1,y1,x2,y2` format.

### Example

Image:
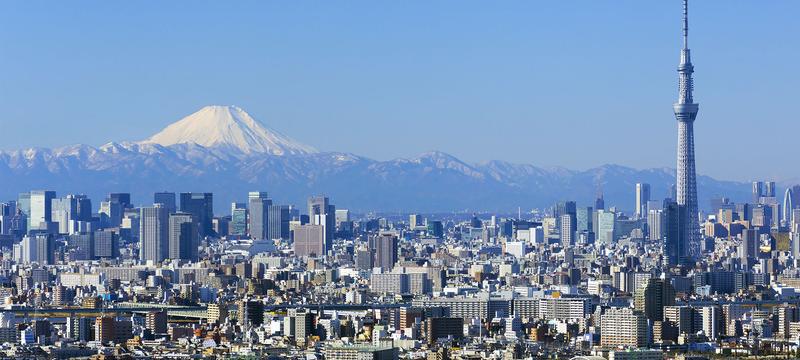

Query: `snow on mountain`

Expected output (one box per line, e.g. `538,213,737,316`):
0,105,753,212
142,105,317,155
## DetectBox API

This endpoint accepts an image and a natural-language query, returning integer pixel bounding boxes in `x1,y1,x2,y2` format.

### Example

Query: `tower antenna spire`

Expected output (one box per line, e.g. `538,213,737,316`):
683,0,689,49
672,0,700,265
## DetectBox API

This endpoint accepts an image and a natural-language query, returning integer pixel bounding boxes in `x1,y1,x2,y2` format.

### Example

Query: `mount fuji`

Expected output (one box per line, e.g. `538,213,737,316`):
0,105,750,213
143,105,316,156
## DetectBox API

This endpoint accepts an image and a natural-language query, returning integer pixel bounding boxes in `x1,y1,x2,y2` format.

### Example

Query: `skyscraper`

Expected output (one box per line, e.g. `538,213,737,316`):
230,203,248,236
74,195,92,222
647,209,664,241
597,210,616,244
51,195,78,234
35,233,55,264
576,206,593,233
752,181,764,204
663,201,688,268
140,204,169,263
635,183,651,219
791,185,800,211
94,229,119,259
109,193,132,209
765,181,776,198
554,201,576,230
248,192,271,240
739,228,758,267
784,188,794,226
673,0,699,259
560,214,575,247
29,190,55,231
169,213,199,261
594,192,605,211
179,193,213,238
308,196,335,251
154,192,177,214
293,224,325,257
371,234,398,271
409,214,422,228
268,204,290,240
99,200,123,228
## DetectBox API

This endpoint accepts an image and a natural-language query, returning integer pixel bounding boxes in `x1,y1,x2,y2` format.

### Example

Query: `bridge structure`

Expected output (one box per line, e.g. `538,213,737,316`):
0,302,407,320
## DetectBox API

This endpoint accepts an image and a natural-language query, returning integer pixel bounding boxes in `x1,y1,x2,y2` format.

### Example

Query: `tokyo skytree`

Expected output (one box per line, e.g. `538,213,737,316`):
673,0,700,259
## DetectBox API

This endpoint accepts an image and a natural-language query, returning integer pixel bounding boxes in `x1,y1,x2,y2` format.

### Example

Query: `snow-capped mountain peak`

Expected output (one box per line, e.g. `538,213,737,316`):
142,105,317,155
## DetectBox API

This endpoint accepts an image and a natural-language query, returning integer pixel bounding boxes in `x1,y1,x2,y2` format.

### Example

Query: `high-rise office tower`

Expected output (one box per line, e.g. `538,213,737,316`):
74,195,92,222
597,210,616,244
293,224,325,257
765,181,776,198
427,221,444,239
102,200,125,228
36,233,55,264
308,196,335,251
0,202,15,235
69,232,94,260
791,185,800,211
230,203,248,236
154,192,177,214
17,193,30,217
739,228,758,267
673,0,700,259
169,213,198,261
179,193,213,238
647,209,664,241
751,205,772,229
560,214,575,247
51,195,78,235
16,233,55,264
212,217,229,237
94,229,119,259
409,214,423,228
663,201,688,267
784,188,794,226
109,193,132,209
29,190,55,231
594,192,605,211
139,204,169,263
248,192,271,240
752,181,764,204
576,206,593,235
2,206,26,238
335,209,351,225
268,204,290,240
635,183,651,219
371,234,398,271
554,201,577,230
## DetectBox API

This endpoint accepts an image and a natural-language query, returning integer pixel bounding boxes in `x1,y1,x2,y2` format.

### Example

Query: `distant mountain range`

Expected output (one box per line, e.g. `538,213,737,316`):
0,105,751,213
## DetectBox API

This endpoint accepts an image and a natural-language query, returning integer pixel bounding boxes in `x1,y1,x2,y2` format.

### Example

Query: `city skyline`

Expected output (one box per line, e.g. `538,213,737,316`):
1,1,799,181
1,2,800,358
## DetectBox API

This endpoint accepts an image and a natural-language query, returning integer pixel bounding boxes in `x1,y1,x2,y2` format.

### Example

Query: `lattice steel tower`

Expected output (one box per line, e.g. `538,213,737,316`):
673,0,699,259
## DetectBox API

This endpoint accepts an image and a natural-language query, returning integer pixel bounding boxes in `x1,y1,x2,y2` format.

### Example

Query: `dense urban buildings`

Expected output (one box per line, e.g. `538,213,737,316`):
0,1,792,360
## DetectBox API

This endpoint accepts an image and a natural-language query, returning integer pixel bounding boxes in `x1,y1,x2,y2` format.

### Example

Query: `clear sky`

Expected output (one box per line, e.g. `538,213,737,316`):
0,1,797,181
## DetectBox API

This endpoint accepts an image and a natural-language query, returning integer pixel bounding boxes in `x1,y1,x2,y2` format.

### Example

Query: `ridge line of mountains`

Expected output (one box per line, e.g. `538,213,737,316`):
0,105,750,213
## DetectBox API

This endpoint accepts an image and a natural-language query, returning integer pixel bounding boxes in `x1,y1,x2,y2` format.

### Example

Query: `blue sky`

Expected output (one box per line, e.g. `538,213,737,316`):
0,1,797,181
